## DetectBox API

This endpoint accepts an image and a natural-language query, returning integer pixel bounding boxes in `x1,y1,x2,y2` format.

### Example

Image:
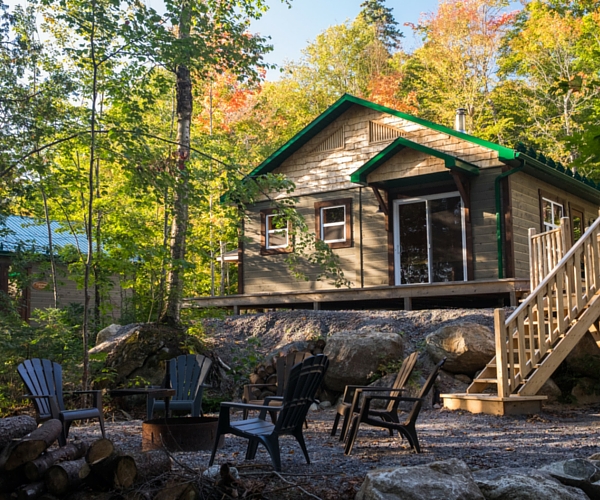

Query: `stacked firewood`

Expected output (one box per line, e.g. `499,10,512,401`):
0,416,176,500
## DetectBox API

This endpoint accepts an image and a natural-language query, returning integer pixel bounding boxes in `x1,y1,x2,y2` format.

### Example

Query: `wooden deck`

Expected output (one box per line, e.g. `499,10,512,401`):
183,279,529,313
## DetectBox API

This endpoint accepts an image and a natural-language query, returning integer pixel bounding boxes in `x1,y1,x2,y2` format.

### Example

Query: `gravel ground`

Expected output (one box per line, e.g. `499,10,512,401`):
68,403,600,499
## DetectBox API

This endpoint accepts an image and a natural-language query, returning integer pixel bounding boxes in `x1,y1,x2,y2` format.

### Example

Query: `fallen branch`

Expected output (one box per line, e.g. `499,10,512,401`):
273,472,322,500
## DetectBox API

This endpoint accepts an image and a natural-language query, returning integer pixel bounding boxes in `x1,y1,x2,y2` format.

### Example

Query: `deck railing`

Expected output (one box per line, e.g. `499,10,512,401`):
528,217,572,289
495,214,600,397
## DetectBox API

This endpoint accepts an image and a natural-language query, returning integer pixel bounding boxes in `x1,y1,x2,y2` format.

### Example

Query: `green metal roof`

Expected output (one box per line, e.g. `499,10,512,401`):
249,93,516,178
349,136,479,185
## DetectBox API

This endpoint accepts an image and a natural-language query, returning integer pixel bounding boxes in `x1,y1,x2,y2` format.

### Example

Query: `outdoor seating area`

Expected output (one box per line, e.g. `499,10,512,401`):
13,352,448,466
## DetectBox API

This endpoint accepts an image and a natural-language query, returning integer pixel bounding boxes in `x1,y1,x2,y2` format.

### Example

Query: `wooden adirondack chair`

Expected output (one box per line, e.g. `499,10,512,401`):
209,354,329,472
331,351,419,441
18,358,105,447
147,354,212,420
242,351,311,421
344,358,446,455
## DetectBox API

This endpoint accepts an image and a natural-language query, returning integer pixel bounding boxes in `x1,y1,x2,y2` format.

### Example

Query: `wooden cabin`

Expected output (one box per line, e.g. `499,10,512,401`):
187,94,600,313
0,215,125,321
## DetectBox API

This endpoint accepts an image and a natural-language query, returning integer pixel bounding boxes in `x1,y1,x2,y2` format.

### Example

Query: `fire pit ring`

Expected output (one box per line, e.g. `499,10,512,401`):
142,417,224,452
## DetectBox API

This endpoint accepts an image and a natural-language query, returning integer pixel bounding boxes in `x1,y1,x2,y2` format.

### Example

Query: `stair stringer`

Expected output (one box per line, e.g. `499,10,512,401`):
518,290,600,395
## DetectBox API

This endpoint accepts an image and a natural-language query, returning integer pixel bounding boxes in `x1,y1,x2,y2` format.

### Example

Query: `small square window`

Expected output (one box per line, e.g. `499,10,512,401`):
261,209,292,255
541,197,564,232
266,214,289,249
315,198,352,249
321,206,346,243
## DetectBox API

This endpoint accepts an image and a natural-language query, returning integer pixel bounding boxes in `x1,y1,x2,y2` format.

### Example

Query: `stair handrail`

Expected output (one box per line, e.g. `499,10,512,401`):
494,213,600,397
507,215,600,324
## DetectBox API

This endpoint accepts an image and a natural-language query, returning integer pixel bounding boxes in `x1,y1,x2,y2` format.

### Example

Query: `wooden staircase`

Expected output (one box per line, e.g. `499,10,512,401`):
442,215,600,415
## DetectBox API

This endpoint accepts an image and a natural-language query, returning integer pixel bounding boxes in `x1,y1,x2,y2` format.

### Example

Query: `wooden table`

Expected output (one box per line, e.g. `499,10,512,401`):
109,388,176,419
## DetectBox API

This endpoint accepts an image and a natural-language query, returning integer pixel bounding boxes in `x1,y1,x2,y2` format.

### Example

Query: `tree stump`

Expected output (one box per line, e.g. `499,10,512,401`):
0,416,38,449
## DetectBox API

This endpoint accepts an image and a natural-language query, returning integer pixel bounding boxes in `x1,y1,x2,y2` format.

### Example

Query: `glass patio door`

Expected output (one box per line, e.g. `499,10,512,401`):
393,193,466,285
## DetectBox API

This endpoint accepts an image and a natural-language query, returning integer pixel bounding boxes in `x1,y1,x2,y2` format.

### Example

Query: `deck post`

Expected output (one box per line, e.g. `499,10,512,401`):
494,308,509,397
313,302,321,311
560,216,572,254
403,297,412,311
233,305,240,315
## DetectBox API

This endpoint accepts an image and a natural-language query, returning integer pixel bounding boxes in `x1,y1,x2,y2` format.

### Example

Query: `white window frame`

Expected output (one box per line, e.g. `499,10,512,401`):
320,205,346,244
265,213,289,250
541,197,564,232
393,191,467,285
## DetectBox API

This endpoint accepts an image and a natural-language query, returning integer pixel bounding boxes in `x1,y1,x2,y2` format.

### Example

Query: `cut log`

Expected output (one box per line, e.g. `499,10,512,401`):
44,457,90,496
0,420,63,471
265,364,275,376
248,373,262,384
85,438,114,466
16,481,45,500
65,492,122,500
130,450,171,484
153,483,199,500
90,454,136,490
24,440,89,481
0,416,38,449
0,464,27,492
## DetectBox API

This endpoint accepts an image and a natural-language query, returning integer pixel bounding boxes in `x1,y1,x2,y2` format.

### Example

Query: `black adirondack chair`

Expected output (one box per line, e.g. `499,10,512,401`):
209,354,329,472
331,351,419,441
344,358,446,455
147,354,212,420
242,350,311,421
18,358,106,447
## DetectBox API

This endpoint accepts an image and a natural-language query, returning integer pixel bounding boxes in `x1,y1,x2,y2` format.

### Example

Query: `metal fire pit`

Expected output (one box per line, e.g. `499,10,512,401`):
142,417,224,452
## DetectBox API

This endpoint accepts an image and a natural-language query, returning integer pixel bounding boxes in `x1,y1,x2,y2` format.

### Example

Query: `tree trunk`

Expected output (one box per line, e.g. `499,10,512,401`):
90,453,136,490
0,416,38,449
24,440,89,482
159,1,192,326
41,187,58,308
0,419,63,471
45,458,90,496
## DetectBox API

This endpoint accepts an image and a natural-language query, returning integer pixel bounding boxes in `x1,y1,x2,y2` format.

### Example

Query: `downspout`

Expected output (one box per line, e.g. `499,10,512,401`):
495,160,525,279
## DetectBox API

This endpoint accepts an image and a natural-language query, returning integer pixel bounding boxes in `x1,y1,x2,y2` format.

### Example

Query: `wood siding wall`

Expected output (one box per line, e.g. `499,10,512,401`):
243,188,389,293
270,104,501,199
28,263,126,321
510,172,600,279
471,167,503,280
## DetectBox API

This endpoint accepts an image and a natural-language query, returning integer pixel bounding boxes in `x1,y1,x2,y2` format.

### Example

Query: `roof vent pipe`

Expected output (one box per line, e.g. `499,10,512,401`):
455,108,467,133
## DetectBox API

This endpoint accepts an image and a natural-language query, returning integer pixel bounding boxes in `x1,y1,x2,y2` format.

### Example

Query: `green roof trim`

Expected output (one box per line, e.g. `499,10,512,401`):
349,136,479,185
249,93,516,178
516,152,600,203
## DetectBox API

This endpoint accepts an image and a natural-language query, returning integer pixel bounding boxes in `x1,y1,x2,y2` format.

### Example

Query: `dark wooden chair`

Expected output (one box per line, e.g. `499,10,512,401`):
18,358,105,447
242,351,311,421
344,358,446,455
331,351,419,441
209,354,329,472
147,354,212,420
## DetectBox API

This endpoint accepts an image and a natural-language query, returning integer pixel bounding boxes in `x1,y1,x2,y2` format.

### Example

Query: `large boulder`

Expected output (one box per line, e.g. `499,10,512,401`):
426,322,495,375
566,332,600,379
571,378,600,405
323,331,403,392
97,323,206,388
96,324,122,345
90,323,142,355
473,467,590,500
355,458,484,500
540,458,600,499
